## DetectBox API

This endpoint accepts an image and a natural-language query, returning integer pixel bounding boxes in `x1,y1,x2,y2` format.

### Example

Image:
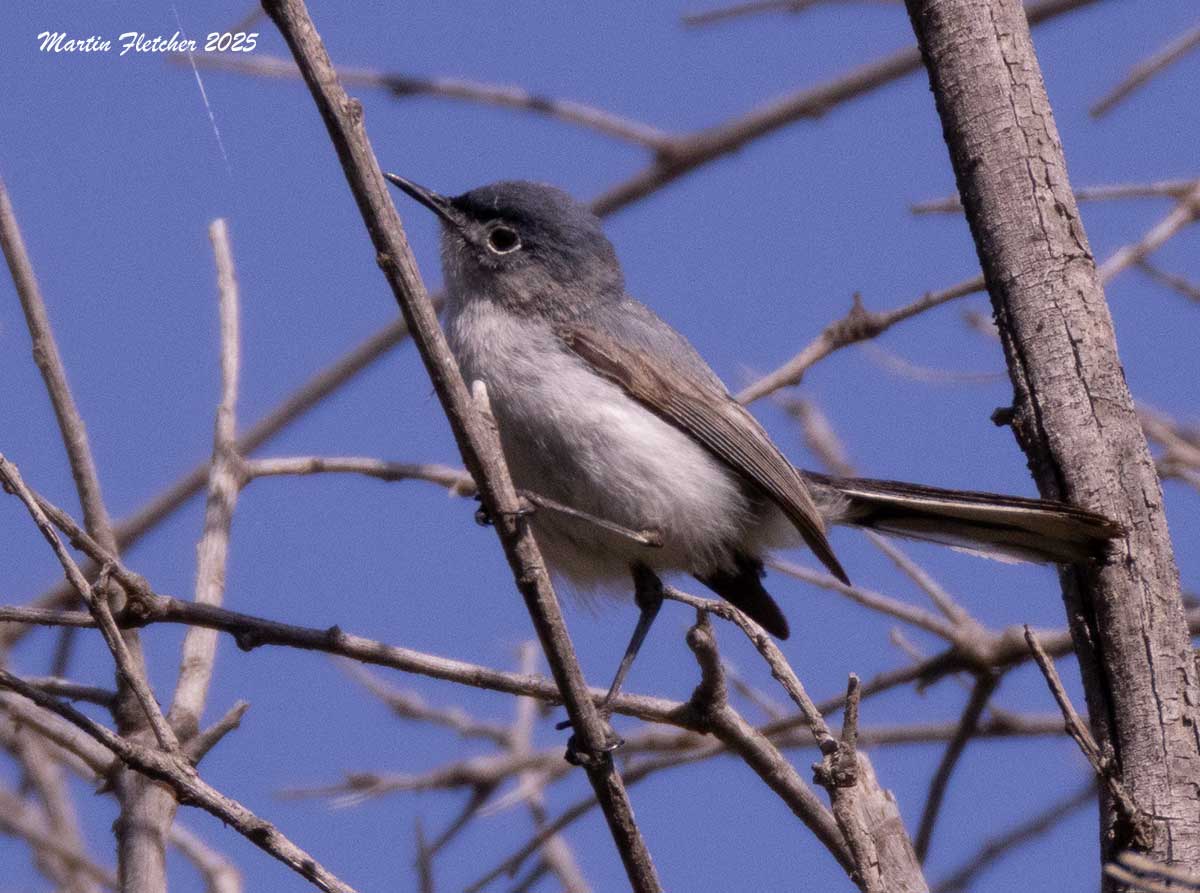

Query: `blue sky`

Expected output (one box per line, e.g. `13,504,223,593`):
2,2,1197,891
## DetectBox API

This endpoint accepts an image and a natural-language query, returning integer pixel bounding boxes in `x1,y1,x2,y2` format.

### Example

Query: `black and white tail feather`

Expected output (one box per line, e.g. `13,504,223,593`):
803,471,1123,565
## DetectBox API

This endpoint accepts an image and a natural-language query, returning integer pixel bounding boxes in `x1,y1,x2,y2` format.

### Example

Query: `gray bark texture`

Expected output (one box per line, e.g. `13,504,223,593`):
902,0,1200,885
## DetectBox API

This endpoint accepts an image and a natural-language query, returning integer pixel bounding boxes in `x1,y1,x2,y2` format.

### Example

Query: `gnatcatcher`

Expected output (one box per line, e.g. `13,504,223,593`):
388,175,1121,703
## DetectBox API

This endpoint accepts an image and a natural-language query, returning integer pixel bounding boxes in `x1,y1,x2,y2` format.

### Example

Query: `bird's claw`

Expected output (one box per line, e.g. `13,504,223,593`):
560,717,624,767
473,495,535,528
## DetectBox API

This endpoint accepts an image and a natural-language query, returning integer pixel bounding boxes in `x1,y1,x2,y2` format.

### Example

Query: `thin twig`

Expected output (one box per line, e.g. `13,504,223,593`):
0,785,116,890
1136,258,1200,303
0,457,179,752
1090,23,1200,117
932,779,1094,892
0,692,114,775
0,669,356,893
592,0,1099,215
858,341,1003,384
1104,864,1181,893
683,0,900,27
0,178,117,553
811,676,887,893
415,817,435,893
736,279,984,404
1097,179,1200,283
911,178,1200,214
244,456,473,493
170,823,244,893
178,53,674,151
913,672,1000,861
1023,627,1152,848
0,314,430,656
21,676,117,709
170,217,243,740
510,642,591,893
1110,851,1200,890
344,663,512,746
247,455,661,546
779,396,856,477
767,558,960,641
8,735,105,893
664,588,838,753
681,613,855,876
186,700,251,764
864,533,971,627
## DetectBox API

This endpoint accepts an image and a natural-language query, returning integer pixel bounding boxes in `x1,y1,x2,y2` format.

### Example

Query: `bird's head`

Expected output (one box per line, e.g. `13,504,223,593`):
387,175,623,318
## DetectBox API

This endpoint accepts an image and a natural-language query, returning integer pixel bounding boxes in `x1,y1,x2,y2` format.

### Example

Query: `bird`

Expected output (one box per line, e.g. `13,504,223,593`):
386,174,1122,704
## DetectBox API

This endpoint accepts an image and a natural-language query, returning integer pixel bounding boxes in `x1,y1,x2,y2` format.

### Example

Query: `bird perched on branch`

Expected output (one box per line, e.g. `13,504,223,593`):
388,174,1122,705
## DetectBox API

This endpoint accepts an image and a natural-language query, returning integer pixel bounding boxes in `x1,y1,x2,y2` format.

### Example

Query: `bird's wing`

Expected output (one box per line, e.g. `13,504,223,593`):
558,324,849,584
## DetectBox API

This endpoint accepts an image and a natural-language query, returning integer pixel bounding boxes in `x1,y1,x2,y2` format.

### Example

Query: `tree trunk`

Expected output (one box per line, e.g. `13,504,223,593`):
901,0,1200,886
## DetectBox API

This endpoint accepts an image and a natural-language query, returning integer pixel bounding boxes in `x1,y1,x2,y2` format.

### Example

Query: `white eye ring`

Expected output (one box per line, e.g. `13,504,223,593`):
486,225,521,254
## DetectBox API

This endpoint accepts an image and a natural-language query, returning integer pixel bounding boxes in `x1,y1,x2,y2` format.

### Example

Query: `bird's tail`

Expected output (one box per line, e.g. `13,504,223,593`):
801,471,1123,564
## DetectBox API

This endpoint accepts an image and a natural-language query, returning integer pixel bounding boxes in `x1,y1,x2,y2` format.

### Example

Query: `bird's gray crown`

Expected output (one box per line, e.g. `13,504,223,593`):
440,180,625,317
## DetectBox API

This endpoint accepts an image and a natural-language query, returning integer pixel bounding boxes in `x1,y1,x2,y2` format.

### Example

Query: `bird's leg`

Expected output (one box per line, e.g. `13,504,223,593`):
561,564,663,764
600,563,664,710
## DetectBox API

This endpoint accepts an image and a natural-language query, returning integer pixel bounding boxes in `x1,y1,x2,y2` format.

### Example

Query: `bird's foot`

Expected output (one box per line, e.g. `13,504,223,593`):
473,494,536,528
562,719,624,767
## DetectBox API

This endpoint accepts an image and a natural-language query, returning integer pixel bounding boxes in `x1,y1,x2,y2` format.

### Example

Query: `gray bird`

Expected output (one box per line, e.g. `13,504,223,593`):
387,175,1121,702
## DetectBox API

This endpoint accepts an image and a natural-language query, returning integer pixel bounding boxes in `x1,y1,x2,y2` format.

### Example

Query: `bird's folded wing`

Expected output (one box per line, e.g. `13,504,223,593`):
558,324,849,584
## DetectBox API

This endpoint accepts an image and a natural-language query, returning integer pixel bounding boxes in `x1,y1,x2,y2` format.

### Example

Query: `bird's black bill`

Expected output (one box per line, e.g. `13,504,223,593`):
384,173,464,231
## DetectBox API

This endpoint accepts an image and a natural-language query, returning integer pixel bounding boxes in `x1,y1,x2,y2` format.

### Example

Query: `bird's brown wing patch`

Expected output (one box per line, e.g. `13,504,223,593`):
558,324,849,584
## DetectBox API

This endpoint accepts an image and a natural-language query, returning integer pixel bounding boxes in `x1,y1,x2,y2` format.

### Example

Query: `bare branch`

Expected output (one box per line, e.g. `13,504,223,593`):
0,669,356,893
911,178,1200,214
9,734,105,893
247,456,662,547
768,558,960,641
1097,179,1200,283
864,533,970,627
1107,851,1200,892
1024,628,1151,848
0,692,114,776
683,0,901,28
736,279,984,404
933,780,1095,892
0,177,117,553
244,456,473,493
1135,258,1200,304
509,642,591,893
0,785,116,890
913,672,999,861
414,818,435,893
1090,24,1200,118
858,342,1003,384
779,396,857,477
344,663,512,746
178,53,673,151
186,700,251,765
811,675,926,893
592,0,1100,215
21,676,117,709
0,457,178,752
681,612,855,877
171,217,243,739
257,3,661,886
170,823,243,893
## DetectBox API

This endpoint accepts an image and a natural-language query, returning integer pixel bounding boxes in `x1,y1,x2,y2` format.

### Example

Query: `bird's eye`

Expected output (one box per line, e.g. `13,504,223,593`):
486,225,521,255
